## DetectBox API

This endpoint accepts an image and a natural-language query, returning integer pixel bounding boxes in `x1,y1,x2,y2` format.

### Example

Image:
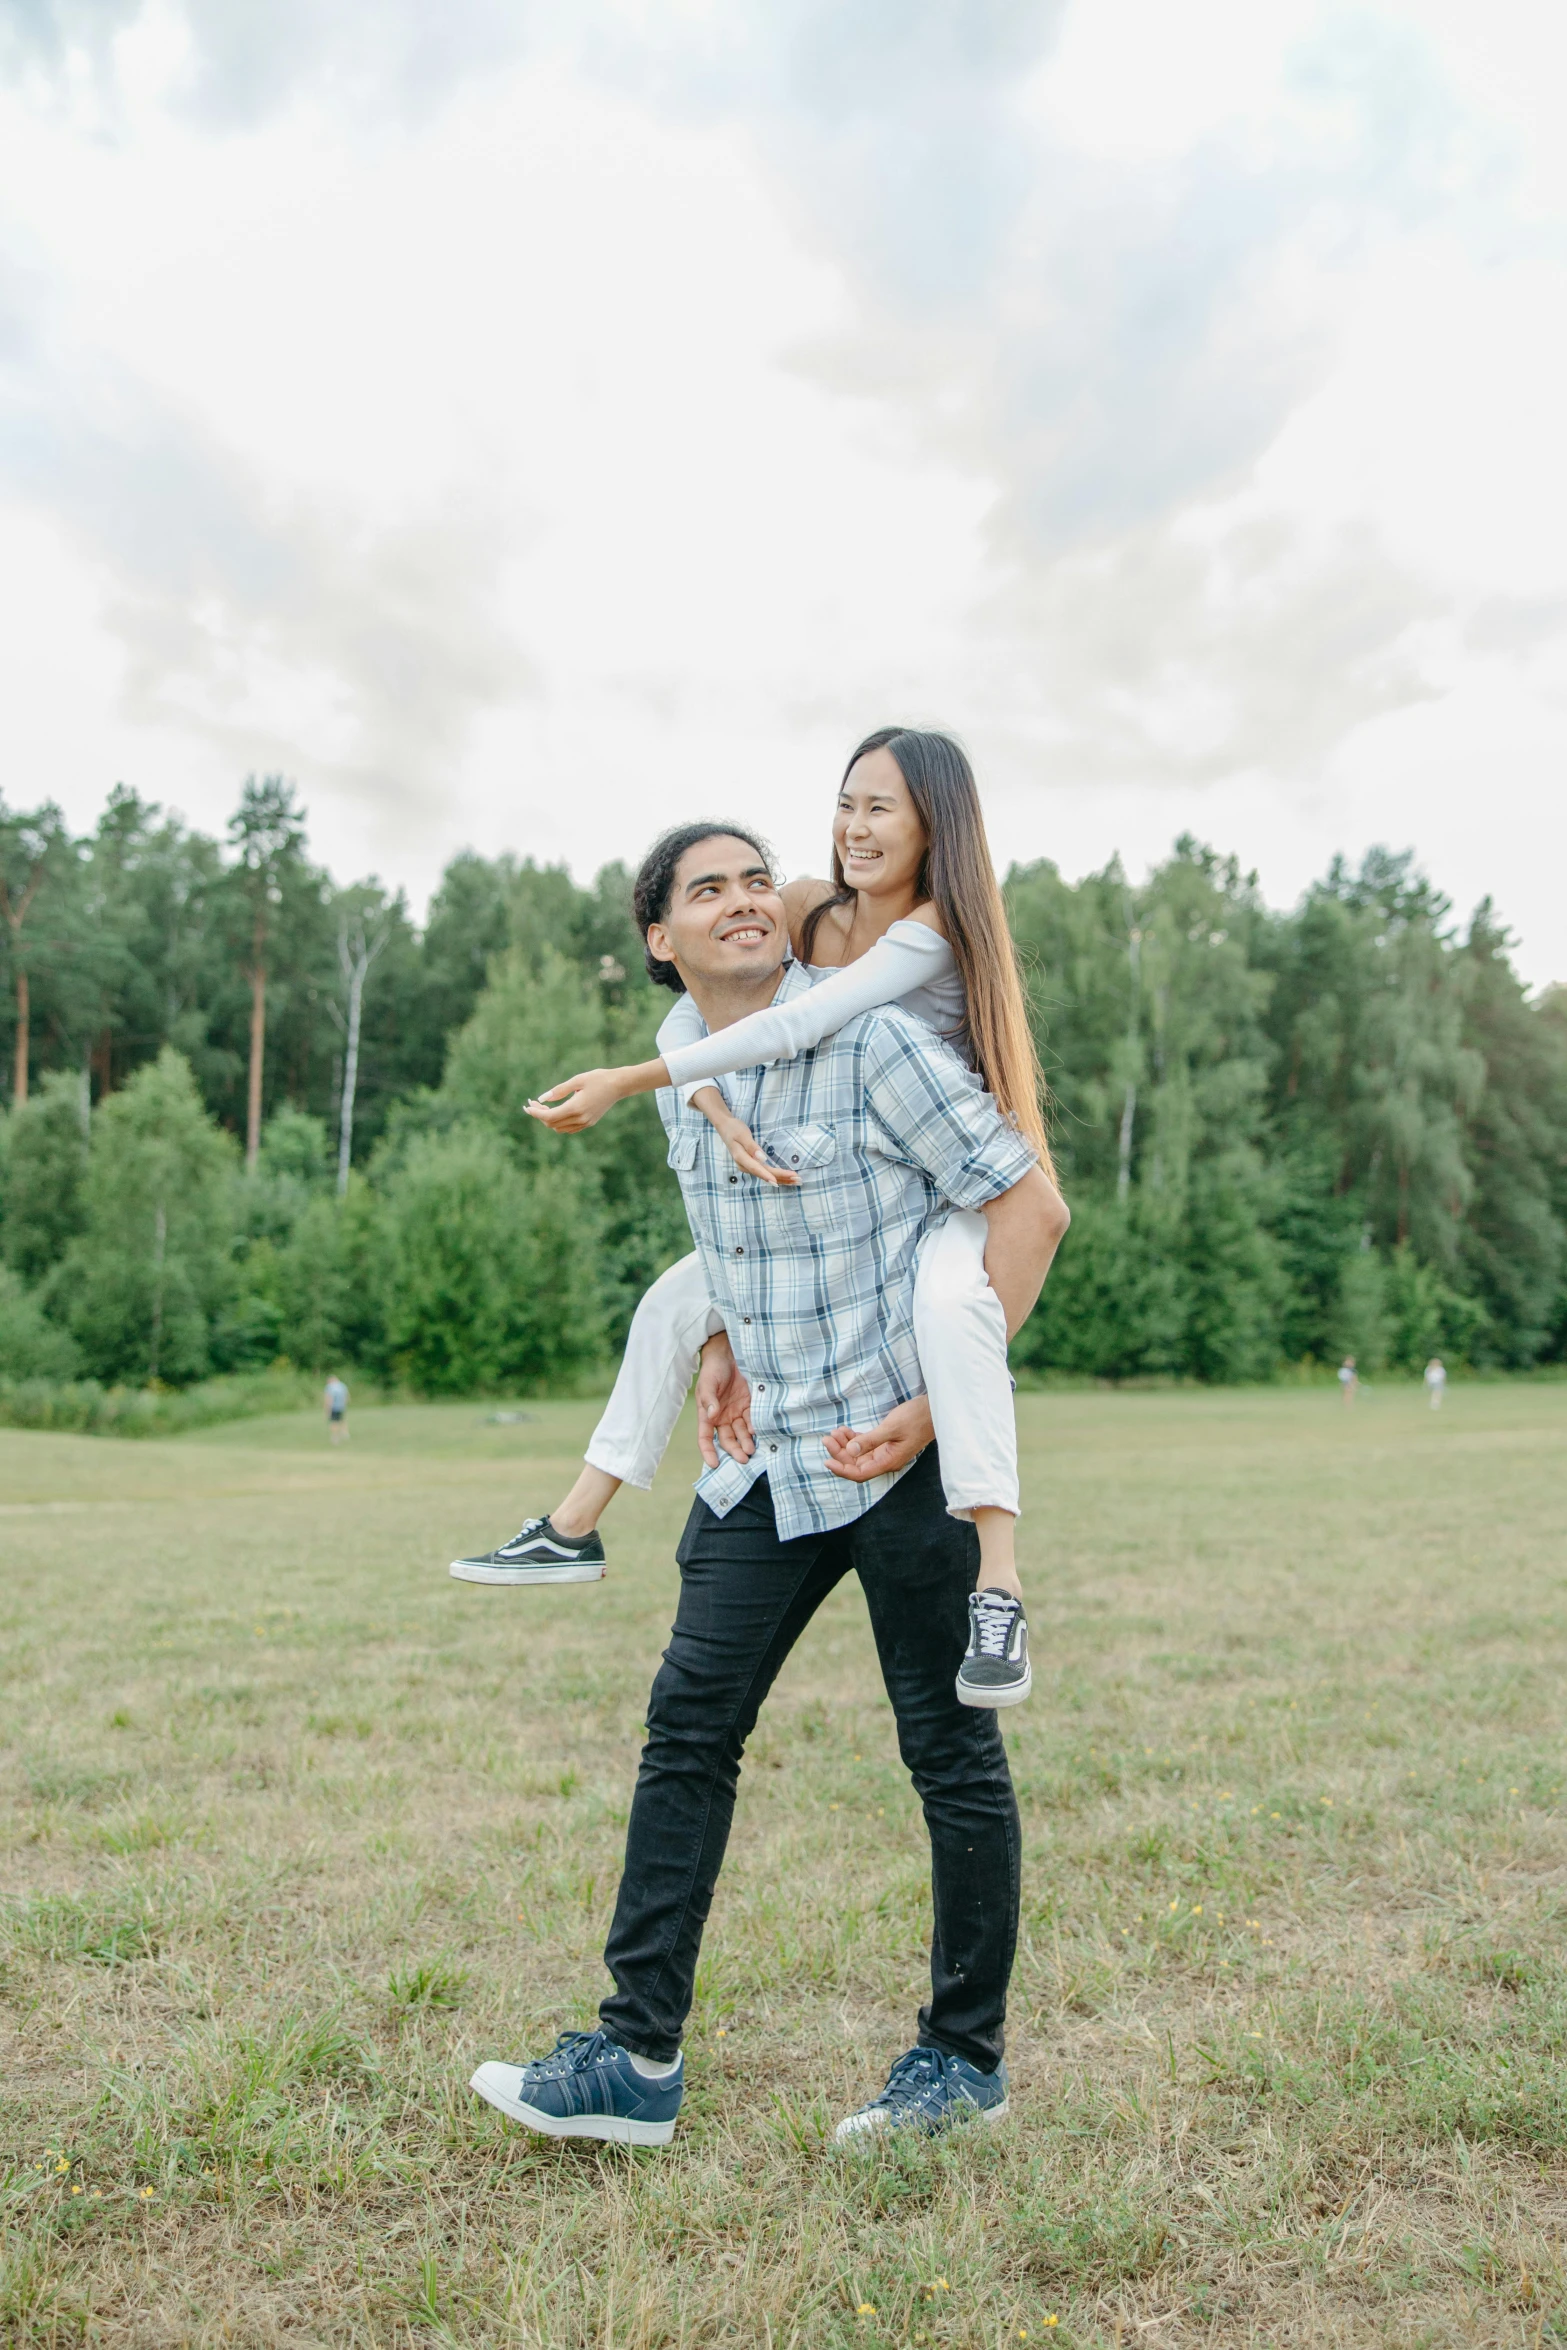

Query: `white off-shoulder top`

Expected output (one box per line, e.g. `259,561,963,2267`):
656,918,968,1094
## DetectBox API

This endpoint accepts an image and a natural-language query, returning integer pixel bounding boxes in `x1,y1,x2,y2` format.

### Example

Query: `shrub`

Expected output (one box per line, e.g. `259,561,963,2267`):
53,1049,238,1385
0,1070,90,1283
378,1126,605,1394
0,1362,319,1438
0,1266,81,1381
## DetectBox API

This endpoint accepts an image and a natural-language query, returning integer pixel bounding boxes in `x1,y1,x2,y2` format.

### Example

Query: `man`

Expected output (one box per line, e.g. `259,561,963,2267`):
323,1372,349,1445
469,823,1068,2149
1424,1357,1447,1411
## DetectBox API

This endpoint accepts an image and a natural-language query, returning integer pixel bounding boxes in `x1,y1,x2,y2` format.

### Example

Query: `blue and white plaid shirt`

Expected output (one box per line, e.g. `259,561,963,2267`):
659,962,1038,1540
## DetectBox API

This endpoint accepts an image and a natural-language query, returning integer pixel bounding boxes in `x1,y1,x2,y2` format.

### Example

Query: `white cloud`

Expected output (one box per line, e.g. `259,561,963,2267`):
0,0,1565,978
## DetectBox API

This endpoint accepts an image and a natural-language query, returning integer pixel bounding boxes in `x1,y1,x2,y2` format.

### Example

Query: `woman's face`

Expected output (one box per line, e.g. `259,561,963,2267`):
834,746,927,900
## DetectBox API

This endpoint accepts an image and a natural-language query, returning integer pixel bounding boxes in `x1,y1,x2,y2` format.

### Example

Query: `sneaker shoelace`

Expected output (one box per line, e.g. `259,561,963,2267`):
875,2047,965,2116
971,1592,1020,1659
525,2029,611,2080
501,1516,548,1550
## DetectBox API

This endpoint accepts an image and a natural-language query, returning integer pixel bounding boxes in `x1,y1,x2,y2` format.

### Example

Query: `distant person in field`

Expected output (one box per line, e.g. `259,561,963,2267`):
1338,1356,1358,1406
467,817,1068,2151
1425,1357,1447,1410
450,729,1053,1709
323,1374,349,1444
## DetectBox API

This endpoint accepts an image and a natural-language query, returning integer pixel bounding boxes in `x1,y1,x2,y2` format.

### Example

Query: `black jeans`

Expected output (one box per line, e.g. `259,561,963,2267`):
598,1447,1021,2071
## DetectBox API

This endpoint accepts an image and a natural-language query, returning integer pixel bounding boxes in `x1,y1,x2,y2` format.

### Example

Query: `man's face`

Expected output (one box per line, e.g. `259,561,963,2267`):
646,835,786,992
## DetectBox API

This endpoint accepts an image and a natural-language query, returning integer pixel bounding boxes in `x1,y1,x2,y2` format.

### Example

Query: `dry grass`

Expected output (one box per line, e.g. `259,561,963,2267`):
3,1381,1567,2347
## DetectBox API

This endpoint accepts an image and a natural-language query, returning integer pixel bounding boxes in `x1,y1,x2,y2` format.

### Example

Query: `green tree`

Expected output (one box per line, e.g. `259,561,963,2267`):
1455,904,1567,1364
378,1127,604,1394
440,944,689,1346
1265,853,1482,1268
329,888,392,1193
1008,839,1281,1378
1,1068,90,1284
57,1049,238,1384
0,1266,81,1381
0,798,76,1104
226,777,310,1168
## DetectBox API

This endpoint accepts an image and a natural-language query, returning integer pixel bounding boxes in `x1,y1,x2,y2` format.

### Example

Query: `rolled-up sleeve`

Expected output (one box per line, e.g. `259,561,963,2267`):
857,1012,1038,1208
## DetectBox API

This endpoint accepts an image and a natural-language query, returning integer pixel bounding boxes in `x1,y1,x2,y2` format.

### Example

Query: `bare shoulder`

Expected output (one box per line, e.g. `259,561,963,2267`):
902,900,947,939
781,874,843,961
778,874,832,917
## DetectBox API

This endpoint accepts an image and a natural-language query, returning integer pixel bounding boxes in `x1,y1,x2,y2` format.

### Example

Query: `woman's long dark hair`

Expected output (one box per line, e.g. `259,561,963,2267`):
802,728,1052,1174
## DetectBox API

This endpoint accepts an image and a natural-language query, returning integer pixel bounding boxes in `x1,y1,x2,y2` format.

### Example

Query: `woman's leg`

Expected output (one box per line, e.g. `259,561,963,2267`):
913,1212,1022,1600
551,1252,724,1536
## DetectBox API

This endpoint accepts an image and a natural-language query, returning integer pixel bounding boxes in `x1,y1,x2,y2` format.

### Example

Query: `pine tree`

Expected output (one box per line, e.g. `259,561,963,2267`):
226,778,309,1169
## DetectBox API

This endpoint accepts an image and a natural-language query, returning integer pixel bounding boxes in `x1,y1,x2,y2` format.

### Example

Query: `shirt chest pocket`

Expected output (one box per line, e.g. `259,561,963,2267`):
764,1122,872,1240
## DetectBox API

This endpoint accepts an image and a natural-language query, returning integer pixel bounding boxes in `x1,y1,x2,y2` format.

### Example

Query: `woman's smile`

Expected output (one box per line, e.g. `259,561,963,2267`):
832,744,927,902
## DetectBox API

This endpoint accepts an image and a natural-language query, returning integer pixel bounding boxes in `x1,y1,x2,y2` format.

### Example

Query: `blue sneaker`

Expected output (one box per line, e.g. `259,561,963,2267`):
833,2045,1009,2143
470,2030,682,2146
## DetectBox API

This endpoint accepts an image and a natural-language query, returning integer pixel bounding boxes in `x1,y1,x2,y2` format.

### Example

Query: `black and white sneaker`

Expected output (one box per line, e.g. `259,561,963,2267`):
956,1587,1031,1708
448,1516,606,1586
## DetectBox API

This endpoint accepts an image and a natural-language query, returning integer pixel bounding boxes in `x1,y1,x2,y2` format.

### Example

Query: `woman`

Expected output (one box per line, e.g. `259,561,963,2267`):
448,728,1063,1708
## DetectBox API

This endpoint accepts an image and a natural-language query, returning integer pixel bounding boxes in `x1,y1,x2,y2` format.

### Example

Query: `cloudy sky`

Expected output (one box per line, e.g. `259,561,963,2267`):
3,0,1566,977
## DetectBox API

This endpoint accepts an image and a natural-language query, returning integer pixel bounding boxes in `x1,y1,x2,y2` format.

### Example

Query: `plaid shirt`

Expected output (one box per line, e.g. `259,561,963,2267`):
659,962,1037,1539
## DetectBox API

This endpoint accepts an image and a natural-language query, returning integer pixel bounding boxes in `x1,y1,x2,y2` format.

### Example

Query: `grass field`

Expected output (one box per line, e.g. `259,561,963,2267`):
4,1383,1567,2348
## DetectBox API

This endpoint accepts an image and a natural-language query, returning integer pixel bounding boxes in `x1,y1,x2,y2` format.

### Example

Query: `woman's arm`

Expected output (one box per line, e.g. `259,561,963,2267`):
661,922,957,1090
525,995,704,1133
527,923,956,1132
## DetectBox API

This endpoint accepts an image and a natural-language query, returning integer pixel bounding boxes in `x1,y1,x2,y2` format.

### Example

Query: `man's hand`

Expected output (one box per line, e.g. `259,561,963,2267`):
823,1394,935,1483
696,1331,754,1468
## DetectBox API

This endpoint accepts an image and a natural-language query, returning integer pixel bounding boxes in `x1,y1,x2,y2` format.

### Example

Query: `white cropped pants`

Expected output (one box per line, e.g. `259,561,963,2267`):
584,1209,1019,1518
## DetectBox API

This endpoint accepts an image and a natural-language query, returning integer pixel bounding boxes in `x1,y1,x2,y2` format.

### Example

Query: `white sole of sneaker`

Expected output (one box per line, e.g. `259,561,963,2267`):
469,2064,676,2145
448,1559,605,1585
832,2096,1010,2145
956,1668,1032,1709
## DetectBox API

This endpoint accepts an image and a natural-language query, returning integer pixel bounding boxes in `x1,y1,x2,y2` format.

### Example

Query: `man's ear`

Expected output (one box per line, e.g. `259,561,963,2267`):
645,917,677,972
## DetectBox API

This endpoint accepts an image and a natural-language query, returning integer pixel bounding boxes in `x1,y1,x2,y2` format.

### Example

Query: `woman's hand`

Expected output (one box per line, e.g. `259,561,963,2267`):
525,1068,627,1132
688,1087,799,1187
696,1331,754,1467
527,1051,675,1131
715,1115,799,1186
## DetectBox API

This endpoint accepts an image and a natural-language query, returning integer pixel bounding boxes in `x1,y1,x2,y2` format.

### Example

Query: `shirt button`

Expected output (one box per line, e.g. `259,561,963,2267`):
756,1383,765,1392
728,1174,738,1184
742,1317,751,1325
769,1444,778,1454
734,1246,744,1256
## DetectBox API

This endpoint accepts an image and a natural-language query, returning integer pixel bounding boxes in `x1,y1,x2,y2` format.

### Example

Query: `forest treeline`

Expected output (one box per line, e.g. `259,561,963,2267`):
2,778,1565,1396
